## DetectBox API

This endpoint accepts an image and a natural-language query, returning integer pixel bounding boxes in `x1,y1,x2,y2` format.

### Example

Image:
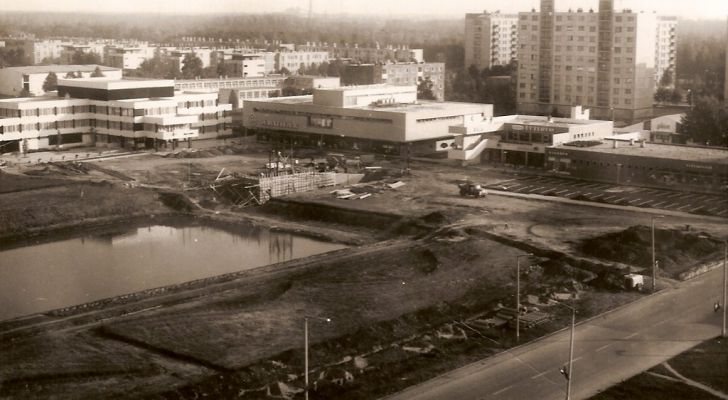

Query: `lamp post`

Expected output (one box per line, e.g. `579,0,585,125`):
556,301,576,400
722,239,726,338
651,215,664,292
304,316,331,400
516,253,533,343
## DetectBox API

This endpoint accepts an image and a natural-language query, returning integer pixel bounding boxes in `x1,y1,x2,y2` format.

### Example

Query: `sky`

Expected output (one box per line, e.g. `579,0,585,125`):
1,0,727,19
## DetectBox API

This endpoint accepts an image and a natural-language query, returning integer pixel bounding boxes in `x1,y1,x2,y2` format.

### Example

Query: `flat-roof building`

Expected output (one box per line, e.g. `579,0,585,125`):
516,0,659,123
0,78,231,152
545,140,728,194
465,11,519,70
243,84,492,155
0,65,122,97
342,63,446,101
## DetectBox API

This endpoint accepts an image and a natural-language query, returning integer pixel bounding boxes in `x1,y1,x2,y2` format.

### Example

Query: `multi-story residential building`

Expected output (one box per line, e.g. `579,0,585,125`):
517,0,657,123
341,62,446,101
655,16,677,88
297,43,423,64
222,54,267,78
0,78,232,152
24,39,66,64
0,65,122,97
105,46,155,70
464,11,519,70
59,43,106,64
274,51,329,73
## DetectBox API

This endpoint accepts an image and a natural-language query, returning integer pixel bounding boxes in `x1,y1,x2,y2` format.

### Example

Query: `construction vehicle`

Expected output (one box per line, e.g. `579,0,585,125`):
458,181,488,198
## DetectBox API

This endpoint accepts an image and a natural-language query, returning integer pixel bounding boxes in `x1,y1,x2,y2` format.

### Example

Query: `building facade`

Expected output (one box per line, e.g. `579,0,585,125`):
297,43,423,64
223,54,267,78
242,85,492,155
655,16,677,88
174,76,288,92
0,78,232,152
105,46,155,70
342,63,446,101
517,0,657,123
465,11,519,70
274,51,329,73
0,65,122,97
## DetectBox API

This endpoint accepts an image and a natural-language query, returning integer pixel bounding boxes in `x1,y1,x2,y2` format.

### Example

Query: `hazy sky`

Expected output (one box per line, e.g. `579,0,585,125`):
1,0,727,19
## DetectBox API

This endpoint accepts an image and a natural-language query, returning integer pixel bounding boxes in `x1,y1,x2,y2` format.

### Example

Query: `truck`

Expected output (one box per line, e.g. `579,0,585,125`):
458,181,488,198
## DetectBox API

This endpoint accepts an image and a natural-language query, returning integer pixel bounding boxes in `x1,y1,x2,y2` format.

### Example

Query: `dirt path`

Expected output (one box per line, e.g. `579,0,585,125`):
663,362,728,400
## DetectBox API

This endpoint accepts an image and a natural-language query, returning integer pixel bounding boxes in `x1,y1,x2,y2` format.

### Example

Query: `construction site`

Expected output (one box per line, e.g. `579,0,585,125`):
0,138,727,400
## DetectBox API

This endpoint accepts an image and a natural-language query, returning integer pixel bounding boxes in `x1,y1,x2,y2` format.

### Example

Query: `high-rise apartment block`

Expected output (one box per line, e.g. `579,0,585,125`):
464,11,519,70
517,0,657,123
655,16,677,87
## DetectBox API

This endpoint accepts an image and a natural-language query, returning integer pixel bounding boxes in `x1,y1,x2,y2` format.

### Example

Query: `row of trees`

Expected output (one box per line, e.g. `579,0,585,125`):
445,63,517,115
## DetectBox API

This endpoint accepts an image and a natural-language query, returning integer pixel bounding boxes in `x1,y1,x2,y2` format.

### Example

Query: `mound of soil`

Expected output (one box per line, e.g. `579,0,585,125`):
579,226,722,277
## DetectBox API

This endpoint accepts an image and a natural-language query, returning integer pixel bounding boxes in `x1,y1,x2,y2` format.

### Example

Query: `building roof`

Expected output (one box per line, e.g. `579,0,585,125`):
247,96,488,114
0,65,119,74
58,78,174,90
506,115,608,128
559,140,728,165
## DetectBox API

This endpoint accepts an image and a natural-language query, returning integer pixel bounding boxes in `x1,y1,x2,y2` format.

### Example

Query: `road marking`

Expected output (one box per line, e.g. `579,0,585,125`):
581,192,592,197
531,371,548,379
563,192,577,197
663,202,679,209
555,189,570,195
689,206,704,213
636,200,653,206
595,344,611,352
612,197,626,203
582,183,603,189
603,195,617,201
492,385,513,395
529,186,545,193
707,207,720,213
652,201,667,207
572,356,583,363
664,192,684,199
676,204,692,211
628,198,642,204
625,332,639,339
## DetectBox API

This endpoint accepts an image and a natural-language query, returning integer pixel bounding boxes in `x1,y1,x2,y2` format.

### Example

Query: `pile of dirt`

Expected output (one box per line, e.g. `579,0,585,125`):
579,226,723,277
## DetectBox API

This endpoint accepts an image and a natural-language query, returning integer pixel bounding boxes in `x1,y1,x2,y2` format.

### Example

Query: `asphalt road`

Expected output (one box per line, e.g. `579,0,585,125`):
384,266,726,400
485,176,728,218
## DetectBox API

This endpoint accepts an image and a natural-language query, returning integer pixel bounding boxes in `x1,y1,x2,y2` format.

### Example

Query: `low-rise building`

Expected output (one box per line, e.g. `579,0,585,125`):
545,140,728,194
275,51,329,73
105,46,155,70
0,78,231,152
0,65,122,97
243,84,492,155
222,53,267,78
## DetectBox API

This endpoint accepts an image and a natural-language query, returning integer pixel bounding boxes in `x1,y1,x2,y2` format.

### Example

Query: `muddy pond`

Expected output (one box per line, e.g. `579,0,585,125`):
0,220,346,321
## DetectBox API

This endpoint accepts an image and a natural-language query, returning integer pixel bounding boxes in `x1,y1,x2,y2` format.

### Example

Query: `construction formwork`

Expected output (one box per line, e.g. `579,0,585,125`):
258,170,336,203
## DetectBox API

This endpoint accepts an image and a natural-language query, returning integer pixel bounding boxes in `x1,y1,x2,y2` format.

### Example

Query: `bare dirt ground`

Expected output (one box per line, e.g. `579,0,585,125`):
1,141,726,399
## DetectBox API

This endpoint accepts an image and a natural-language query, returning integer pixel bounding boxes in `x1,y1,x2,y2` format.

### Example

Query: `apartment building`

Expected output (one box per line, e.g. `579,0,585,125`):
0,78,232,152
222,54,267,78
274,51,329,73
0,65,122,97
517,0,657,123
59,43,106,64
297,43,423,64
105,46,156,70
655,16,677,87
341,63,446,101
464,11,519,70
174,76,288,92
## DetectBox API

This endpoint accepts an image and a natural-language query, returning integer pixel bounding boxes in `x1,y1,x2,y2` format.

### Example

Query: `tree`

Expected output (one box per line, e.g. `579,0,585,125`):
680,95,728,146
279,66,291,76
417,77,437,100
19,88,32,97
64,72,77,79
318,61,330,76
669,89,682,104
42,72,58,92
659,67,673,87
0,47,29,67
71,50,101,65
216,62,232,78
90,66,105,77
181,53,204,79
654,87,672,103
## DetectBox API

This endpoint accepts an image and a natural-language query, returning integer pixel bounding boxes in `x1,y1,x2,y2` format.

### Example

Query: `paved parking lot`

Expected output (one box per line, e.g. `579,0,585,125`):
486,175,728,218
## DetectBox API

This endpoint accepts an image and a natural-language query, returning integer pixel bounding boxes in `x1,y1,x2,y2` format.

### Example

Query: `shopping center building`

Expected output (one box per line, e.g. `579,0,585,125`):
242,85,492,155
0,78,231,152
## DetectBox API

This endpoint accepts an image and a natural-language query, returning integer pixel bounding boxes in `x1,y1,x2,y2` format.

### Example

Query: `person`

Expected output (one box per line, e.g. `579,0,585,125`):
715,301,721,313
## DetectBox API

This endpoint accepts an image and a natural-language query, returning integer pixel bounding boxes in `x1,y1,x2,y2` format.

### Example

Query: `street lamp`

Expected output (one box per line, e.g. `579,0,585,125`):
304,316,331,400
556,301,576,400
516,253,534,342
651,215,664,292
722,239,726,338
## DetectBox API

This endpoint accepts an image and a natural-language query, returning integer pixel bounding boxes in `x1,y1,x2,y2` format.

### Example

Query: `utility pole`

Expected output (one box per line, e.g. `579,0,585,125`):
723,239,726,338
516,253,533,343
651,216,664,292
567,307,575,400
